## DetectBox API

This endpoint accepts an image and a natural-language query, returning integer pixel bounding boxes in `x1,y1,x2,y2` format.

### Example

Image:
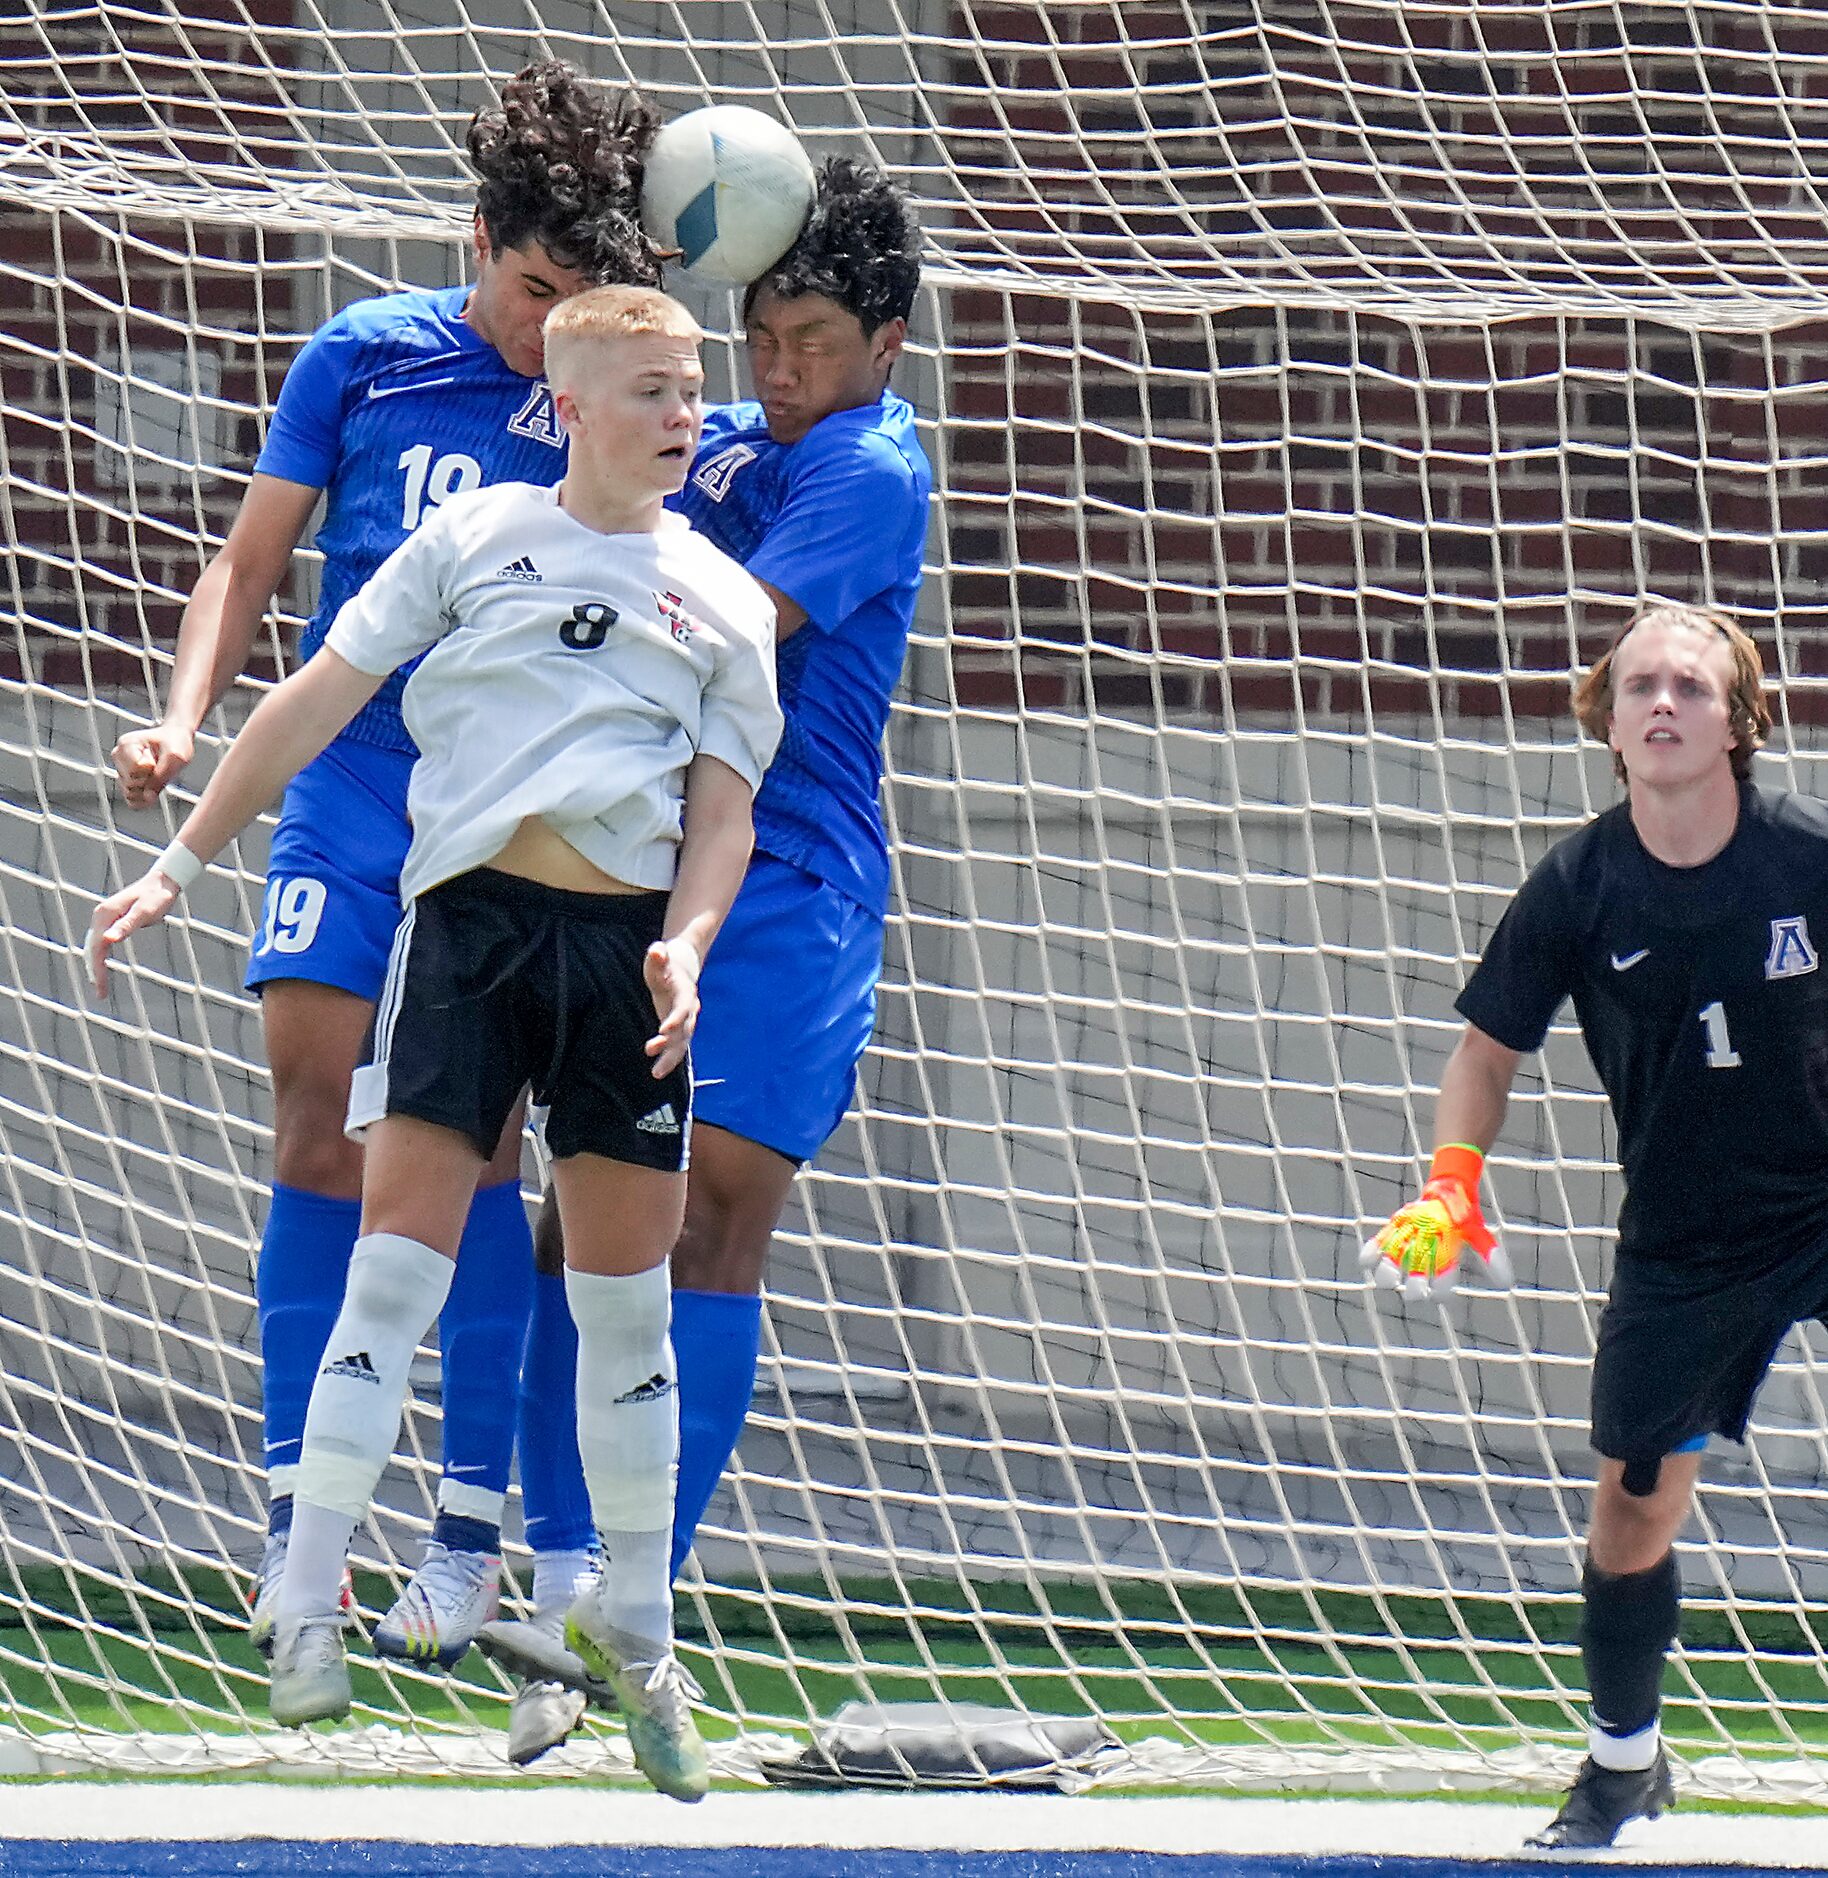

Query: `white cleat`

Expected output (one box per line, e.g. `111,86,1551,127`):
566,1589,708,1803
479,1606,611,1765
248,1529,353,1661
269,1613,351,1727
373,1542,500,1668
508,1600,590,1766
508,1673,589,1767
248,1530,289,1660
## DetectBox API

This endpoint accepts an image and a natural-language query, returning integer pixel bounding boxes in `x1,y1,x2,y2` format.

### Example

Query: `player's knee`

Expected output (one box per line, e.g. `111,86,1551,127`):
670,1195,769,1294
668,1134,790,1293
269,1051,364,1194
1591,1476,1692,1575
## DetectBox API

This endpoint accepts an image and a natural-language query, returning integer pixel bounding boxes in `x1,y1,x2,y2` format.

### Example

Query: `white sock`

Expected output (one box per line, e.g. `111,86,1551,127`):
1589,1718,1660,1771
295,1233,454,1520
532,1548,598,1616
596,1528,672,1644
436,1476,506,1526
565,1263,677,1647
277,1499,358,1623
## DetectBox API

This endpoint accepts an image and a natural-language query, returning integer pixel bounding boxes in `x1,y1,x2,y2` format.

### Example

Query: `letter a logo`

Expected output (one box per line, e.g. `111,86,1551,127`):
692,442,757,502
1766,916,1819,980
508,381,564,447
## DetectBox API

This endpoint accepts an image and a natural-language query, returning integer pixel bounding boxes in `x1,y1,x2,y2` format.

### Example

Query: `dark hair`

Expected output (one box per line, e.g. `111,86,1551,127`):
1573,599,1771,783
467,61,662,286
742,155,921,332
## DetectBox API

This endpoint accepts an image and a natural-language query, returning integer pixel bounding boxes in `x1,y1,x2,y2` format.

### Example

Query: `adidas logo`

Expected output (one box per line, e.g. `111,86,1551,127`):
323,1349,380,1384
496,555,542,583
613,1371,676,1406
635,1102,679,1135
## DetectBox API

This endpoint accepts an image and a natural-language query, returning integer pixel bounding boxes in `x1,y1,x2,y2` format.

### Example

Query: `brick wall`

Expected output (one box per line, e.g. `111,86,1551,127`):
9,3,1828,727
938,3,1828,723
0,1,300,691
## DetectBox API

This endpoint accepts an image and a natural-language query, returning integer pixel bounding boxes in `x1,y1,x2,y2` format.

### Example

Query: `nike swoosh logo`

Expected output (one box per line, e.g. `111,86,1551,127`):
366,376,460,401
1611,948,1650,971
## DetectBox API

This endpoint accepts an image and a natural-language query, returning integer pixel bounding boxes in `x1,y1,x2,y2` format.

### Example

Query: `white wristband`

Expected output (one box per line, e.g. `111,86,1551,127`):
152,839,204,892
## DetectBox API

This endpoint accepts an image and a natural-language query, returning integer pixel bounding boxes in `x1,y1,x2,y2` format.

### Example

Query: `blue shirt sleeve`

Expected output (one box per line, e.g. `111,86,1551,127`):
253,313,366,491
744,433,919,636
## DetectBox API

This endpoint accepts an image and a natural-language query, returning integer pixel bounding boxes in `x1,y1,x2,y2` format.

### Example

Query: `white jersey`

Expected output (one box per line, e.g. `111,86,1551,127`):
325,482,782,902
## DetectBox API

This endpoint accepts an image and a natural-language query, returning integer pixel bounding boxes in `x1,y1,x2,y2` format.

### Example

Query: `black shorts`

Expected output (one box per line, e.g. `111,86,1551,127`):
346,869,691,1171
1592,1232,1828,1474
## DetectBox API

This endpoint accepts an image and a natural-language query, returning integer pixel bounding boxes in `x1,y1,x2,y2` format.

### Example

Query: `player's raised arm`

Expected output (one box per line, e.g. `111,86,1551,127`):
111,475,322,808
88,648,385,995
643,752,761,1076
1361,1022,1521,1300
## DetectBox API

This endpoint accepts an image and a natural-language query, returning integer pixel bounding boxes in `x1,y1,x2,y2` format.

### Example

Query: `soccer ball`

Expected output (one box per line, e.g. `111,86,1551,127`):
641,105,816,286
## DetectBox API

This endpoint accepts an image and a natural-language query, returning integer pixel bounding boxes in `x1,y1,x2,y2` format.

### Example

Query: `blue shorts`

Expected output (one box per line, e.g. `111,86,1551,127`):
694,853,882,1164
246,738,414,1000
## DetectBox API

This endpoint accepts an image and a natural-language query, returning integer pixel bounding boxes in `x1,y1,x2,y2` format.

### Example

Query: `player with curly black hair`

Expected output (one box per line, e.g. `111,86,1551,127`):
468,60,661,291
479,155,932,1765
739,154,921,364
109,60,660,1668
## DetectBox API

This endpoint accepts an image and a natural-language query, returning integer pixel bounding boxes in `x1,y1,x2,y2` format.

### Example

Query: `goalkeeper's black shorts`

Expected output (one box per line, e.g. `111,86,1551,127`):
1591,1231,1828,1485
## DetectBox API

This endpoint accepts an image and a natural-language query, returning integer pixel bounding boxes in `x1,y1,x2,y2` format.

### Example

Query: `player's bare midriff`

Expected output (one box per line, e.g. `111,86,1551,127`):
483,815,646,894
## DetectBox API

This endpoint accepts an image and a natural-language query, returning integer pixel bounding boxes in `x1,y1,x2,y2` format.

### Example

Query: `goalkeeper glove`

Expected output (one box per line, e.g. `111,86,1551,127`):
1360,1143,1514,1301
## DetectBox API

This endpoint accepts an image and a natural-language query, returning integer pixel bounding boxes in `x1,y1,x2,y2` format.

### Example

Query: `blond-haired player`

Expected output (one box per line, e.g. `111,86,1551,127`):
89,286,781,1802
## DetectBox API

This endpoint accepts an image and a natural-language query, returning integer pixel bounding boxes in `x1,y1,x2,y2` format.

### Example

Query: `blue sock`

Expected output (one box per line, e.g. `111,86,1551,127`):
517,1267,594,1557
430,1512,500,1556
257,1182,361,1512
669,1287,763,1580
434,1177,535,1544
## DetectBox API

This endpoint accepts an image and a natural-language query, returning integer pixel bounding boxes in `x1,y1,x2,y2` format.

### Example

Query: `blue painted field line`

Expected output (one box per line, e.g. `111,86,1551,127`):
0,1847,1769,1878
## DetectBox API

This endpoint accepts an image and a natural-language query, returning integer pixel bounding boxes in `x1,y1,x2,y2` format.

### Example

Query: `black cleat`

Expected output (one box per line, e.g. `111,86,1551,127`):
1525,1747,1674,1851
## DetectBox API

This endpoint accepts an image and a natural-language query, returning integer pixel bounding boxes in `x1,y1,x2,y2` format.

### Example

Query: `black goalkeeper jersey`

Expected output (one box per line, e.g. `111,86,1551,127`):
1457,783,1828,1263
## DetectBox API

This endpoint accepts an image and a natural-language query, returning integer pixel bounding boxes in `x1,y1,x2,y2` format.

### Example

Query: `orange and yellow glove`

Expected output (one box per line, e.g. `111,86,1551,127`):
1360,1144,1514,1300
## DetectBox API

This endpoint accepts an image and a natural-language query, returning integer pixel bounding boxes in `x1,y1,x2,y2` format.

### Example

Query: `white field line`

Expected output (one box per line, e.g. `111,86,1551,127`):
1,1786,1827,1867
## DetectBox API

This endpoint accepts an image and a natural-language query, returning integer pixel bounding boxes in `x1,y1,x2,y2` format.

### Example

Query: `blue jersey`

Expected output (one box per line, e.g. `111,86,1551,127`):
671,392,929,916
255,285,568,752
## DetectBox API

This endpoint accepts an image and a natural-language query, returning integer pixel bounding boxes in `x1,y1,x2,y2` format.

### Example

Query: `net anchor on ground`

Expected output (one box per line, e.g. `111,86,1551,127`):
756,1700,1119,1792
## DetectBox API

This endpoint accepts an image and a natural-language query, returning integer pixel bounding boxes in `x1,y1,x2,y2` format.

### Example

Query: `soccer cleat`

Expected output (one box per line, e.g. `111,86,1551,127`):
269,1613,351,1727
478,1616,602,1694
247,1530,354,1661
565,1594,709,1802
373,1542,501,1668
506,1600,590,1766
508,1674,590,1768
1525,1748,1674,1850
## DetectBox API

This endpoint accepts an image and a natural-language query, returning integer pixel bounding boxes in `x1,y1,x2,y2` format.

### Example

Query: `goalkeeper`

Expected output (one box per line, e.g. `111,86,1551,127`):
1363,601,1828,1851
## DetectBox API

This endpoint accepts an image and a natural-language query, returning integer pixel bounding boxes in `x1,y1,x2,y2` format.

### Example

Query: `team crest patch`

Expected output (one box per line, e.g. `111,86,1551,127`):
507,381,563,447
1766,916,1819,980
655,590,699,643
692,441,757,502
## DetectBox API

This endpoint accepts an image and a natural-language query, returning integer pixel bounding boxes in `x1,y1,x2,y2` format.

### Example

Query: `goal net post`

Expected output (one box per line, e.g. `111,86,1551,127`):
4,0,1828,1798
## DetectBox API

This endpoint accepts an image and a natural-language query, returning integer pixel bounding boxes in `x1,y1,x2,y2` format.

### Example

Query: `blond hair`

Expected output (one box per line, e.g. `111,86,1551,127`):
542,284,701,390
1573,600,1770,783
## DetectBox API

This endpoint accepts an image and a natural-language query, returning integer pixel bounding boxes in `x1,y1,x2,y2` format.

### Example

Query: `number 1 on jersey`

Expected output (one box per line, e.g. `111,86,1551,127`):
1699,1000,1741,1069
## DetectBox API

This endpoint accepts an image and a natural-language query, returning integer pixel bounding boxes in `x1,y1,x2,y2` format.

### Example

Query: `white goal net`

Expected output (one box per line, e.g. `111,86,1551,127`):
5,0,1828,1799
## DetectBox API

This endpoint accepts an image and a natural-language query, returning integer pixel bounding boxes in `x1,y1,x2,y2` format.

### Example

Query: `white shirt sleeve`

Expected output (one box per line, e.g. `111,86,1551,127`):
324,504,459,677
699,598,784,793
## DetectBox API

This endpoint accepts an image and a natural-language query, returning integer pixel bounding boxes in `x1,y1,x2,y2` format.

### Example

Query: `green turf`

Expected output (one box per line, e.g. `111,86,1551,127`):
6,1568,1828,1781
